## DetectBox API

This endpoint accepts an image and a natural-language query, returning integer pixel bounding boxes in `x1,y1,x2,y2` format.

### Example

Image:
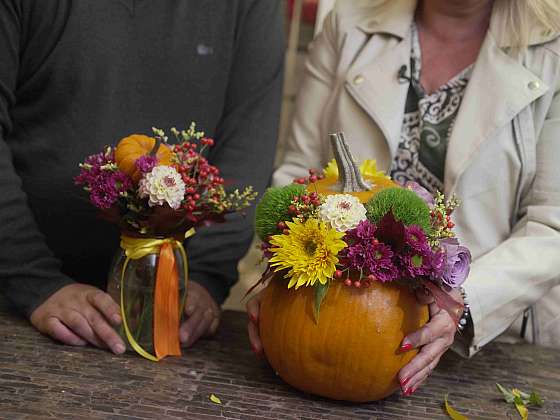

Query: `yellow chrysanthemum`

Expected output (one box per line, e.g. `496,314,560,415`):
268,218,346,289
323,159,390,179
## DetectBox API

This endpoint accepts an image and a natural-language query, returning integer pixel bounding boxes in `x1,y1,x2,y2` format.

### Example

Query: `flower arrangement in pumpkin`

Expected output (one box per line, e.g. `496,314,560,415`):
75,123,257,235
253,133,471,322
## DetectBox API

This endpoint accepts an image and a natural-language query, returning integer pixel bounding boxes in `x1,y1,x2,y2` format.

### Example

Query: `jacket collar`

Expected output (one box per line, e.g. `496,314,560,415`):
443,30,548,192
345,0,551,194
356,0,416,40
355,0,559,48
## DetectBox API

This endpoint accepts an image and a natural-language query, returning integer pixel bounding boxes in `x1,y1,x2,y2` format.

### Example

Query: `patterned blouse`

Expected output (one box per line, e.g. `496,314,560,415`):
390,24,473,194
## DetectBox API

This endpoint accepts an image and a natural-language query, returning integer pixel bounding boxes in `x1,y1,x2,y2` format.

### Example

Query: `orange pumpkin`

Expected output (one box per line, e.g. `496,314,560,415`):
115,134,173,181
259,278,429,402
308,174,397,203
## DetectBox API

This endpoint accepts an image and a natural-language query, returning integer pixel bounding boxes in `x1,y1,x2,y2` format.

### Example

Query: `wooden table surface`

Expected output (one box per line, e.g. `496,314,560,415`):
1,301,559,420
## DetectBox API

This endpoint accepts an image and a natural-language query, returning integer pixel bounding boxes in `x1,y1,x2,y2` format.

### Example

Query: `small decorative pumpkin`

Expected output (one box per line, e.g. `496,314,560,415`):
259,279,428,402
115,134,173,181
308,133,396,202
258,132,429,402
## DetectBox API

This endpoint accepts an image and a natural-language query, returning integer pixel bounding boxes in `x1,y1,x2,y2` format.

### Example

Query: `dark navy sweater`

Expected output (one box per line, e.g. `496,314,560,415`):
0,0,284,315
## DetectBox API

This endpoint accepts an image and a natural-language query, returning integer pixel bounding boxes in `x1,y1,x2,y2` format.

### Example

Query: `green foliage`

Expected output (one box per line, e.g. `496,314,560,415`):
365,187,431,233
255,184,306,240
496,383,544,407
313,282,330,324
496,383,544,420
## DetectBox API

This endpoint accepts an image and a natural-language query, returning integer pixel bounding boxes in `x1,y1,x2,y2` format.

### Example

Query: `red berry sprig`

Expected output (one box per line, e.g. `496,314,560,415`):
172,138,226,222
293,169,325,185
336,269,377,289
288,191,323,221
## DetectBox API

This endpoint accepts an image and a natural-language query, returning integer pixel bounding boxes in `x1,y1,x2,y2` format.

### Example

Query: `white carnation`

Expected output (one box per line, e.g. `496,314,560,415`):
139,165,186,210
319,194,367,232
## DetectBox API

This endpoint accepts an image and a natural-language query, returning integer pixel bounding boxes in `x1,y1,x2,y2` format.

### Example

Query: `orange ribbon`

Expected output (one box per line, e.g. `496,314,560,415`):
153,242,181,358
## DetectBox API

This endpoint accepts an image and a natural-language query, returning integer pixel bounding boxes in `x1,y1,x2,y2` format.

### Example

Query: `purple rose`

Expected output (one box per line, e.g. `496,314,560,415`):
440,238,471,288
404,181,435,208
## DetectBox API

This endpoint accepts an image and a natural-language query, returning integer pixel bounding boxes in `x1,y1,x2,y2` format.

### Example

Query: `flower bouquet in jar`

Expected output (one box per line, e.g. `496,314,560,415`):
75,124,256,361
251,132,471,401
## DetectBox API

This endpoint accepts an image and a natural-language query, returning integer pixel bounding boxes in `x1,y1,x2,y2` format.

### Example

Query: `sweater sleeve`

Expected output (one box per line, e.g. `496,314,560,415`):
186,0,284,304
0,0,75,317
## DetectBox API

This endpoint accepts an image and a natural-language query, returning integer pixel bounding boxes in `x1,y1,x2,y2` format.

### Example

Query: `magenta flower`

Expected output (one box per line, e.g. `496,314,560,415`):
342,221,399,282
405,225,429,252
400,247,434,278
346,219,377,241
75,148,132,210
368,243,399,282
88,171,132,209
135,155,158,175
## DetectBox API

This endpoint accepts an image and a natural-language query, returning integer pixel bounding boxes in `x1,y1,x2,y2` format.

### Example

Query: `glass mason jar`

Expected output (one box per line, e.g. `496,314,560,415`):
106,246,187,355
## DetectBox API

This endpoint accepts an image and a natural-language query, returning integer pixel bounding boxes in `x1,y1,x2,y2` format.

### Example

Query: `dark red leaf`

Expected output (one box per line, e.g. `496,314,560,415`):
422,280,464,326
374,211,406,252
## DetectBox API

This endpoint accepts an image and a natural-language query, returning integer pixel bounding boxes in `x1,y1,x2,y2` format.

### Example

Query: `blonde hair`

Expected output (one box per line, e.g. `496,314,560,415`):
495,0,560,47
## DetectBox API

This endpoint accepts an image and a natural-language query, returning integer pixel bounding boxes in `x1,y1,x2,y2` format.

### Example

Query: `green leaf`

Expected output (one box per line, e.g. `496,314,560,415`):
411,254,423,267
513,394,525,407
496,384,544,419
444,395,470,420
313,282,330,324
529,391,544,407
496,383,516,404
209,394,222,405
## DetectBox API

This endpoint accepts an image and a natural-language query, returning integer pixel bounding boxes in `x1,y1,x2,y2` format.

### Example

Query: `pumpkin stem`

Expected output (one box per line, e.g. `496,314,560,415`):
149,137,162,157
329,132,372,192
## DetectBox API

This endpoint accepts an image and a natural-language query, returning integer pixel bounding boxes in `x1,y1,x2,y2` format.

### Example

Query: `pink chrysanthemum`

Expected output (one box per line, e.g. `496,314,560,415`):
75,148,132,210
341,221,400,282
405,225,428,251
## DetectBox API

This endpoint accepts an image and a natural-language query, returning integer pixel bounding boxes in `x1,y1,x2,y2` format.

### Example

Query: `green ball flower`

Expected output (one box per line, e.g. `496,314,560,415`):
255,184,306,240
365,187,431,233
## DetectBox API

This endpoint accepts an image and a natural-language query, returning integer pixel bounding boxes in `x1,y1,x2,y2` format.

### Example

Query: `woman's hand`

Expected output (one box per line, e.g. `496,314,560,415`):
246,291,265,356
179,281,221,347
397,288,463,396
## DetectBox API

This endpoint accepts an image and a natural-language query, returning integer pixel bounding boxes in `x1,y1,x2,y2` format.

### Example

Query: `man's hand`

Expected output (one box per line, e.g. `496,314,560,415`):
179,281,221,347
30,283,126,354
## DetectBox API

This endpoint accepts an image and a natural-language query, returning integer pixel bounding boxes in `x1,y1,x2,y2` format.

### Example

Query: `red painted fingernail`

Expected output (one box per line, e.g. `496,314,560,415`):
251,344,262,357
405,387,413,396
399,343,413,353
400,377,410,388
249,313,257,324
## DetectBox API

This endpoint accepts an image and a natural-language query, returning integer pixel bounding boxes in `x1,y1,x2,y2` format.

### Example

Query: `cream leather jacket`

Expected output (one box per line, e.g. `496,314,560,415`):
274,0,560,355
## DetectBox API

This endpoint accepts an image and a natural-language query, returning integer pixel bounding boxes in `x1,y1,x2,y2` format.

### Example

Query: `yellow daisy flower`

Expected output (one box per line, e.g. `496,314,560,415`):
323,158,390,179
268,218,347,289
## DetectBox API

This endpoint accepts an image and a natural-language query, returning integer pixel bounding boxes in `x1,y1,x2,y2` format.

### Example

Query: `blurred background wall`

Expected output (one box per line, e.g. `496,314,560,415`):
223,0,334,310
